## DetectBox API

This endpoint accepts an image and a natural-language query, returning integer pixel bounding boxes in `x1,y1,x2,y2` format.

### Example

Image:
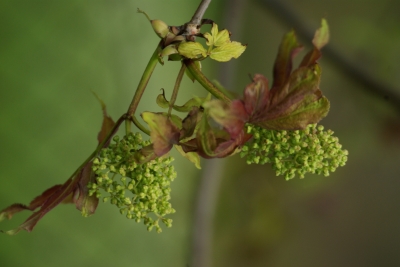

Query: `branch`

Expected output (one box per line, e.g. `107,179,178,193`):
190,0,212,25
127,43,161,117
256,0,400,114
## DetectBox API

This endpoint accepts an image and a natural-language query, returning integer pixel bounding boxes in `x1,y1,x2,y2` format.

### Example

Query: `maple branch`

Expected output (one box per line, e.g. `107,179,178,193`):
127,43,161,117
256,0,400,113
190,0,211,25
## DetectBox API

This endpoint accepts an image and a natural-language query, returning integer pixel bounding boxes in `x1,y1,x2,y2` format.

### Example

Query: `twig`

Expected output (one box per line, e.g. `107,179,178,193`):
127,43,161,117
256,0,400,114
190,0,212,25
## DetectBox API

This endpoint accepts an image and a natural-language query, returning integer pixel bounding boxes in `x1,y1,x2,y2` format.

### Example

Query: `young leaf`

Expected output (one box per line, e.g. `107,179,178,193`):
180,106,203,140
300,19,330,67
93,91,116,145
73,161,99,217
236,22,331,130
0,96,117,234
203,99,248,138
242,74,270,117
142,112,181,156
0,177,81,235
174,145,201,169
178,106,251,159
312,18,329,49
204,23,230,47
242,66,329,130
272,30,303,89
209,42,247,62
178,42,207,59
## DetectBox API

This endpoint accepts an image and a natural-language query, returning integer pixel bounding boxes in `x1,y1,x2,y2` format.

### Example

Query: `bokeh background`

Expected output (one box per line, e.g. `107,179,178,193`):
1,0,400,266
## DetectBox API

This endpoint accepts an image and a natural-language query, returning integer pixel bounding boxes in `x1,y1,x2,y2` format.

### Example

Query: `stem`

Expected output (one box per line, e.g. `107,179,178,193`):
184,59,232,103
190,0,212,25
125,119,131,135
131,115,150,135
168,63,186,114
127,43,161,117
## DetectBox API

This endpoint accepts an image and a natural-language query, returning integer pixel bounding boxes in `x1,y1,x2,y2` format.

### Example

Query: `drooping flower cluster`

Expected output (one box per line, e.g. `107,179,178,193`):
89,132,176,233
241,124,348,180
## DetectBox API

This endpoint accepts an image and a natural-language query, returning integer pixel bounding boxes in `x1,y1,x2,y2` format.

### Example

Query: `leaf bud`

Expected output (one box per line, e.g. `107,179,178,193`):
151,19,169,38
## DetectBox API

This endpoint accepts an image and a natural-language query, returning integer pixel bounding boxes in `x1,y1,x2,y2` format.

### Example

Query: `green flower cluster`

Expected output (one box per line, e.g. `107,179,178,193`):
240,124,348,180
88,132,176,233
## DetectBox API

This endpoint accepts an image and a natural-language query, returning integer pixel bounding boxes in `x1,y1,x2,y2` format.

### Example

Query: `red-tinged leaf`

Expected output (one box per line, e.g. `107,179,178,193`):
28,185,64,210
73,161,99,217
142,112,181,156
212,130,252,157
181,112,250,159
300,19,330,67
197,113,218,157
0,204,31,222
0,184,64,223
179,138,198,154
180,107,203,140
1,177,79,235
252,65,329,130
132,144,157,164
93,91,116,144
203,99,248,138
272,30,303,89
0,95,117,234
243,74,270,118
237,22,330,130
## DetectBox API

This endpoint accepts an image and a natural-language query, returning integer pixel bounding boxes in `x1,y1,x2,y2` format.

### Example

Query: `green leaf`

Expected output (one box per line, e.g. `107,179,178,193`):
204,23,230,47
178,42,207,59
209,42,246,62
214,29,230,47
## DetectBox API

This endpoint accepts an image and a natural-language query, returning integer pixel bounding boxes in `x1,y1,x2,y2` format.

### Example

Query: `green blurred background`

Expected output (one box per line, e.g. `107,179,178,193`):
1,0,400,266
